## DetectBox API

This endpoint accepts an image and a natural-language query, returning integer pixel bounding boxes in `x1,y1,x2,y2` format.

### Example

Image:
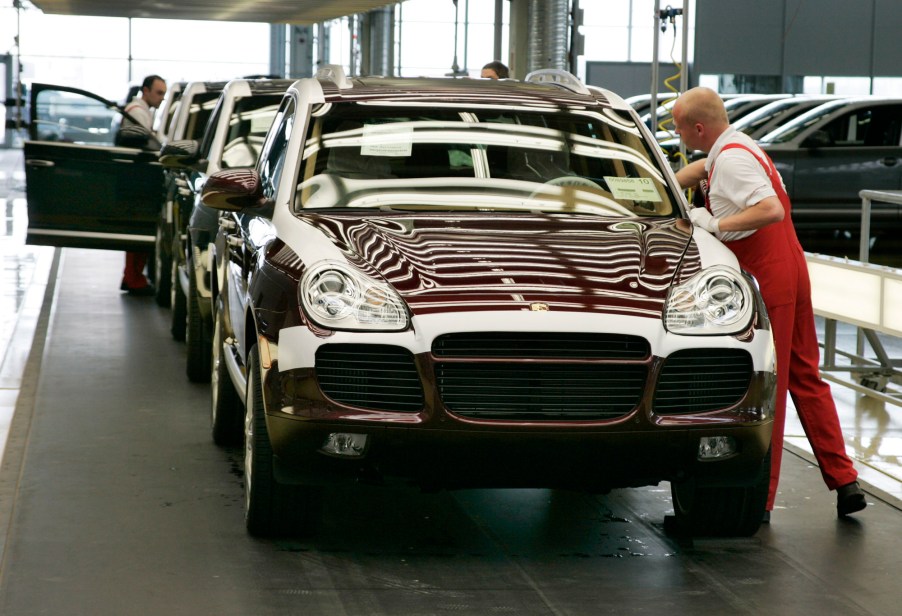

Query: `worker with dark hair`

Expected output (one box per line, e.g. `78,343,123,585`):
119,74,166,296
481,61,509,79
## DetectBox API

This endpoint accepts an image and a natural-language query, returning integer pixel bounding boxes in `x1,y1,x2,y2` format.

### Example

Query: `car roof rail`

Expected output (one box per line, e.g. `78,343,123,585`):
315,64,353,90
524,69,590,95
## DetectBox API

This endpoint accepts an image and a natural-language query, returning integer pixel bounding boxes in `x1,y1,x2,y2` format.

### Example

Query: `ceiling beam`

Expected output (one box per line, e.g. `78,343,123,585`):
27,1,400,24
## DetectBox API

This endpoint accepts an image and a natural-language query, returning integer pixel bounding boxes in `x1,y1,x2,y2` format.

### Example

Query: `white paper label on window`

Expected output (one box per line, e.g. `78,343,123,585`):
361,125,413,157
604,176,662,202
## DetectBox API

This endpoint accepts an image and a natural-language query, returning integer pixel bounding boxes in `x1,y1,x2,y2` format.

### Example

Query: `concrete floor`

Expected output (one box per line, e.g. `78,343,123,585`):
1,147,901,615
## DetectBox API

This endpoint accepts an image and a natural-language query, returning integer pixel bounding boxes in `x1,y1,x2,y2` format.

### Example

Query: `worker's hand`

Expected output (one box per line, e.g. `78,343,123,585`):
688,207,720,234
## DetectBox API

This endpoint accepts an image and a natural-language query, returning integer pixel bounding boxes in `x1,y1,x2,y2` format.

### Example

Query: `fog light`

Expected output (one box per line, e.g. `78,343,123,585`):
698,436,737,460
320,432,368,457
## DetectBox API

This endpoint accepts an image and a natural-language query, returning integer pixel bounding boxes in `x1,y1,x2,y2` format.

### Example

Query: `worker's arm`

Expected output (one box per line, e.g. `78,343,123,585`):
690,194,784,234
675,159,707,189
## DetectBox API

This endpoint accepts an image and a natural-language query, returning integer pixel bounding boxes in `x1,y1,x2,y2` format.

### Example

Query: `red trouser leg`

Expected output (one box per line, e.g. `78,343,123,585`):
765,276,857,510
122,252,149,289
766,301,792,510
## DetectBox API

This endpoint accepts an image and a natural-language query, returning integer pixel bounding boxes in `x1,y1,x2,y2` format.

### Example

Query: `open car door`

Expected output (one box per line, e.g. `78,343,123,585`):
24,83,163,251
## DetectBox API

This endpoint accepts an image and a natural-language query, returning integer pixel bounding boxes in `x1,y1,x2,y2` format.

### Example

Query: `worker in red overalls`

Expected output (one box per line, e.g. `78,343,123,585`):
119,74,167,296
671,87,865,521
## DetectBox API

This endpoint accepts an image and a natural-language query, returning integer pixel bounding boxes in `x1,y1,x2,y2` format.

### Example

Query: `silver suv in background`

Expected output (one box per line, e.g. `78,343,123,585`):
160,77,293,382
154,80,229,307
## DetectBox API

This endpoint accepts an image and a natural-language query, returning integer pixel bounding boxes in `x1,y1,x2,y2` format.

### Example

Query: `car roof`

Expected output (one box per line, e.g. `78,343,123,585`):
732,95,843,129
296,68,623,113
243,78,296,94
759,96,902,142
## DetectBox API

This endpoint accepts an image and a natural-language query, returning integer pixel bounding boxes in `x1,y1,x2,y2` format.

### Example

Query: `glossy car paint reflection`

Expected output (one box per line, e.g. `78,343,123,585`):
285,214,697,317
207,69,776,537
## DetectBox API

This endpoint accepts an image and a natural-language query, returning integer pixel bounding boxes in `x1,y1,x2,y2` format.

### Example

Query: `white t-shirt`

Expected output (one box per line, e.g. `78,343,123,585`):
703,126,782,241
123,97,153,130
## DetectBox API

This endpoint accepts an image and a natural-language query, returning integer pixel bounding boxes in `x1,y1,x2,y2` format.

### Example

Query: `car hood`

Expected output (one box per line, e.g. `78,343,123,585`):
291,212,698,319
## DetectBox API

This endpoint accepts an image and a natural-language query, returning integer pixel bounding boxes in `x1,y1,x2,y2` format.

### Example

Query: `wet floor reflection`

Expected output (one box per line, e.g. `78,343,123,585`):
853,394,902,474
1,198,47,338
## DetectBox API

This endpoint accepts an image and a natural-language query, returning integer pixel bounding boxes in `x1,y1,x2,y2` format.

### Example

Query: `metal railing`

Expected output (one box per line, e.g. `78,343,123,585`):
807,189,902,407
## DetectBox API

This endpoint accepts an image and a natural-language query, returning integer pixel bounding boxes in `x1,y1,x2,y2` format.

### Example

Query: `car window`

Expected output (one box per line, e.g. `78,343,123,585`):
259,97,296,200
220,95,282,169
198,98,225,159
155,86,182,137
759,100,850,144
818,104,902,147
294,102,676,219
735,99,815,136
33,89,117,145
183,91,222,141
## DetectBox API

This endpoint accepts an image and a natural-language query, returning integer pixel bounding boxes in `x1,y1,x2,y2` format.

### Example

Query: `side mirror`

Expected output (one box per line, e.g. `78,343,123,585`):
160,139,200,168
801,130,832,149
202,168,269,212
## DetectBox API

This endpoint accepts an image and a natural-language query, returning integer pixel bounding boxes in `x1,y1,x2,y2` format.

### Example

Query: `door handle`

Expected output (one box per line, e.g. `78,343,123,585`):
881,157,898,166
25,159,55,168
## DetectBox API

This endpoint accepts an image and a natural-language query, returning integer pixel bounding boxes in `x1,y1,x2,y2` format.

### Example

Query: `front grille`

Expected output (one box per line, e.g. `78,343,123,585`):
436,363,646,420
315,344,424,412
654,349,753,414
433,333,648,420
432,332,650,360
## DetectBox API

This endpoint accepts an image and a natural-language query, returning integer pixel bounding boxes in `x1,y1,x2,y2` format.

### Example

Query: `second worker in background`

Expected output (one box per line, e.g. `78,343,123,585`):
119,74,167,296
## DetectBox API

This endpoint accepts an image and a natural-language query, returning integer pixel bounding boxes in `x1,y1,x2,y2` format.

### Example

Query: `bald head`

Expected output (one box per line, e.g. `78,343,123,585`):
672,87,729,153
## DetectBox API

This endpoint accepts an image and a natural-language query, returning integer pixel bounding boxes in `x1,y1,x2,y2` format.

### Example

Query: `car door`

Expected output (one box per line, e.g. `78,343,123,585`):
24,83,164,251
788,102,902,228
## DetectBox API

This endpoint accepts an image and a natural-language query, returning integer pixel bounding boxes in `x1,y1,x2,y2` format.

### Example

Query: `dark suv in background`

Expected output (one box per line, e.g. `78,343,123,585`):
757,97,902,234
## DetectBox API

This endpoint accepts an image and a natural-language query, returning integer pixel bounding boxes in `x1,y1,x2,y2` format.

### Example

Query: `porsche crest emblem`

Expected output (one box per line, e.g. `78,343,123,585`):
529,302,549,311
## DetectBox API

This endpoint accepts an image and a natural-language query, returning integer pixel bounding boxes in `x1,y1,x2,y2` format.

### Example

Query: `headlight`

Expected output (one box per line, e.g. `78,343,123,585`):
300,261,409,331
664,266,753,335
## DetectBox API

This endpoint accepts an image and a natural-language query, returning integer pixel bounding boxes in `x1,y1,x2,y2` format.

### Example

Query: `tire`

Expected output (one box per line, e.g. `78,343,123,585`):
211,298,243,446
153,213,172,307
670,448,771,537
170,258,187,342
244,345,321,537
186,268,212,383
145,247,156,290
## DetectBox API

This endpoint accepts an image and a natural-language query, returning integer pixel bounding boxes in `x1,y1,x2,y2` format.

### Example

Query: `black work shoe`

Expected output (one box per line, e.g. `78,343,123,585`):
836,481,867,517
126,285,155,297
120,280,129,291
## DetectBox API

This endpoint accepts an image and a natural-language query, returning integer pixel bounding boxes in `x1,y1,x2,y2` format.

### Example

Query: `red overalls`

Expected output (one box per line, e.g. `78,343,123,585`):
122,252,150,290
708,143,858,510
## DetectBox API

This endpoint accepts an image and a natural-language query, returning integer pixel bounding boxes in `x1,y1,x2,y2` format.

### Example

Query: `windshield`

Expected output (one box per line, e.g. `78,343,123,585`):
758,100,846,144
294,102,676,218
734,101,787,132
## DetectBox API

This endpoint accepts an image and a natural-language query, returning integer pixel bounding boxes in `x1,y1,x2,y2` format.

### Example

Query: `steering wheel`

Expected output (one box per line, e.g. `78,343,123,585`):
528,175,603,199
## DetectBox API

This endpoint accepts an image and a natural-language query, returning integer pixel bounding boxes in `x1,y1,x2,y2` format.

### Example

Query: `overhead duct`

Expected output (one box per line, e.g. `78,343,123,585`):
527,0,570,73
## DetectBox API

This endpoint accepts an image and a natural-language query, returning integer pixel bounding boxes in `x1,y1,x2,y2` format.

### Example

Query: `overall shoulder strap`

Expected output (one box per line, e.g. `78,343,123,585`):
712,142,776,180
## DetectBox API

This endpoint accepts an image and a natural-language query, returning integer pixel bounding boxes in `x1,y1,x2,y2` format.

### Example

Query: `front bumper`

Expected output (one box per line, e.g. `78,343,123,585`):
261,360,774,491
